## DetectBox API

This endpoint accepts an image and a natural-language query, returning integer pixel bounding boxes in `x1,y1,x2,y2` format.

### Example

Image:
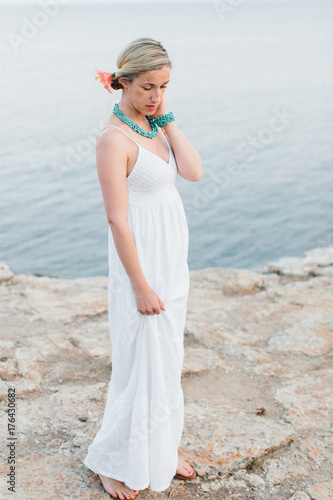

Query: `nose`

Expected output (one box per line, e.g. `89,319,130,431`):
151,88,163,104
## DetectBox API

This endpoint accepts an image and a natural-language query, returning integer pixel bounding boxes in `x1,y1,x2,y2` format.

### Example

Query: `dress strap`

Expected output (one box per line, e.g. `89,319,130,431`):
160,129,171,151
99,125,140,147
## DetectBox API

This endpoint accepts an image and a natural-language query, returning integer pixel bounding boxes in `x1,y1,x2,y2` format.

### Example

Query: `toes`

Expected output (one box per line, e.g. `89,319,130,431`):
125,486,137,498
110,490,122,499
178,458,194,474
106,487,117,497
115,489,131,500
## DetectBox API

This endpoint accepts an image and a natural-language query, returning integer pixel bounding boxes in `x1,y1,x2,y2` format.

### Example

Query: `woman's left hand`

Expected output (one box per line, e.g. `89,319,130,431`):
150,94,168,119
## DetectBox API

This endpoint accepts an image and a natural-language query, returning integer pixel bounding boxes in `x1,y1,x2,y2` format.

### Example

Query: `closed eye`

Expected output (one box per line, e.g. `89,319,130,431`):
143,86,168,90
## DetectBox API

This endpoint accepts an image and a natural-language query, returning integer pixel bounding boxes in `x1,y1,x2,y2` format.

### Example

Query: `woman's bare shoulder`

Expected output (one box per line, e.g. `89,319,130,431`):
96,122,134,173
97,117,121,137
96,120,128,146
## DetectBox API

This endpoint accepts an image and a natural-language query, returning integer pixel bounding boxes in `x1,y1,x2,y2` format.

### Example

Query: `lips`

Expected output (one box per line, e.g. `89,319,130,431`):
147,105,157,109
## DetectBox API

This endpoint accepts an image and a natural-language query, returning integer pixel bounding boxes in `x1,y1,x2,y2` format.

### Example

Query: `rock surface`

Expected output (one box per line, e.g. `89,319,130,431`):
0,247,332,499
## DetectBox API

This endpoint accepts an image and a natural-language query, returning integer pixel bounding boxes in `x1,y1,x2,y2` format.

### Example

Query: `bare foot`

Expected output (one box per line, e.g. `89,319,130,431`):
176,456,195,476
98,474,139,499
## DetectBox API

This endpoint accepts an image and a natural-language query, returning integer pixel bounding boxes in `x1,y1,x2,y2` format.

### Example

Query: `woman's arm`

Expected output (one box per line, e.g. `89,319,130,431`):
152,94,202,182
163,120,202,182
96,130,148,292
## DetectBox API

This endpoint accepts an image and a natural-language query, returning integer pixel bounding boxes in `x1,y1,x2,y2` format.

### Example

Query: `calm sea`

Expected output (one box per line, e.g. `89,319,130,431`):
1,0,332,278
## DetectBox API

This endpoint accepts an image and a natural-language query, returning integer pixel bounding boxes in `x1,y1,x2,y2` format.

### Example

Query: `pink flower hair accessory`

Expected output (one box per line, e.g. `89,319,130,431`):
94,67,117,93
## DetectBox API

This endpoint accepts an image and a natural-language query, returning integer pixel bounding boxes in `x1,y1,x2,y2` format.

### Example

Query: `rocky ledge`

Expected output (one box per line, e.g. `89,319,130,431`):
0,247,332,500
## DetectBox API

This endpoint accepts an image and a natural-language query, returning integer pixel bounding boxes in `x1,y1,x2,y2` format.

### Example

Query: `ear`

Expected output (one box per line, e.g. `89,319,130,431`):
118,77,126,89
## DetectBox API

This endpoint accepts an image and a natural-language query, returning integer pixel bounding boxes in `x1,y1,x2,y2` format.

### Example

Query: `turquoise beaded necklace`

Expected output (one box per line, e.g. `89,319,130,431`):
113,103,158,139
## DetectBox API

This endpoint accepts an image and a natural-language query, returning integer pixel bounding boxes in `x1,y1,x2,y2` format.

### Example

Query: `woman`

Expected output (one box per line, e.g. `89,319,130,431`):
84,37,202,499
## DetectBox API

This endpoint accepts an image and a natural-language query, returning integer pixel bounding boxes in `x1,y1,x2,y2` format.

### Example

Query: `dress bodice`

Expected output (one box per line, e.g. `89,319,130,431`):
99,125,178,206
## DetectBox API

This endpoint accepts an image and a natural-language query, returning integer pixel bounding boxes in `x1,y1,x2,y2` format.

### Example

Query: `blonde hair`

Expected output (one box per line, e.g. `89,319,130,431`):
111,38,172,91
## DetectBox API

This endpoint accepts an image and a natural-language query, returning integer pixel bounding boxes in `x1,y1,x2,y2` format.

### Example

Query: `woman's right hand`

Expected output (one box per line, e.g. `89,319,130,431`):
134,283,166,315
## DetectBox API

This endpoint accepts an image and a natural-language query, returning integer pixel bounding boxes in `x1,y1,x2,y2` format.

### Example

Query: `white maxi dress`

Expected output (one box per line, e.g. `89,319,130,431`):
84,124,190,492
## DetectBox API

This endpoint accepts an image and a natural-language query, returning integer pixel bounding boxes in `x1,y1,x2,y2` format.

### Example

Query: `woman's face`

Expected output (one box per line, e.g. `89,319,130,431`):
123,65,171,115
